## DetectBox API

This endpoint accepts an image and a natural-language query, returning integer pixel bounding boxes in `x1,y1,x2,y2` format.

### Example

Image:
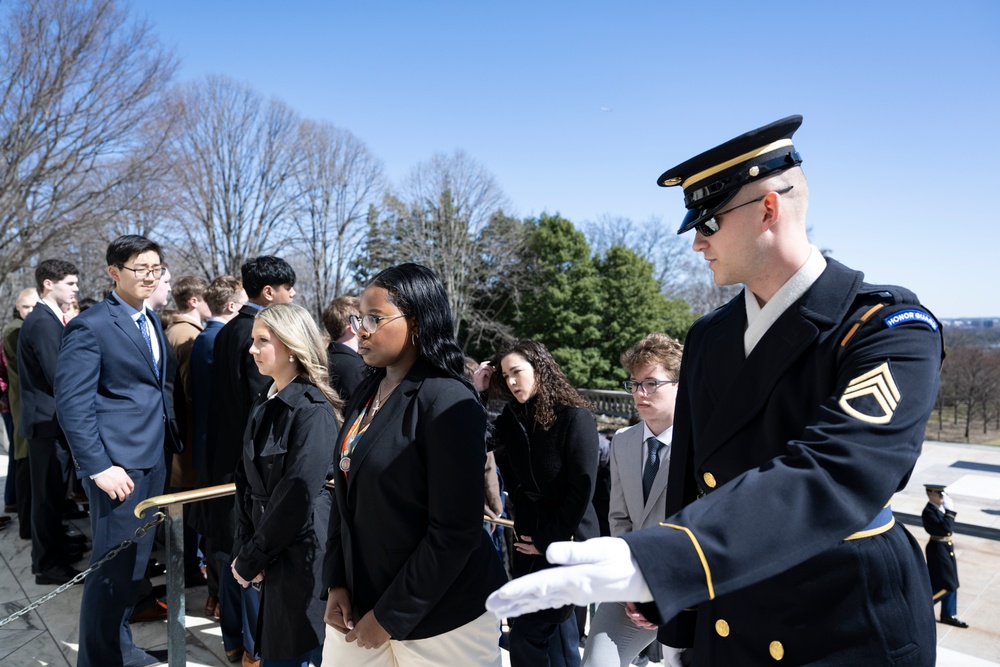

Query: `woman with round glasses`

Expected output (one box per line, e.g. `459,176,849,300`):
474,339,599,667
231,303,343,666
322,263,506,667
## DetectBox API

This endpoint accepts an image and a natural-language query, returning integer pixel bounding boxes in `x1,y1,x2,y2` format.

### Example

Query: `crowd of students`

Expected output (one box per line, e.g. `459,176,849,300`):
2,242,678,667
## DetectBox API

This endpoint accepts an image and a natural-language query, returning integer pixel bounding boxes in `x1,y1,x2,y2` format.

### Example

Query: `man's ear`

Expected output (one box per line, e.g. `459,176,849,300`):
107,265,119,284
260,285,274,302
760,191,782,232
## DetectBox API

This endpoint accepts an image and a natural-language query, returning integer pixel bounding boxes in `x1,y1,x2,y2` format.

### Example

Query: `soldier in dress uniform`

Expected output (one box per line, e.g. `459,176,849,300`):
488,115,944,666
922,483,968,628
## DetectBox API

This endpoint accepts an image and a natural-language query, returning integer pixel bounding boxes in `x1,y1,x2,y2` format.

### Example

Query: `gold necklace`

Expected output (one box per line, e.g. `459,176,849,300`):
370,378,400,416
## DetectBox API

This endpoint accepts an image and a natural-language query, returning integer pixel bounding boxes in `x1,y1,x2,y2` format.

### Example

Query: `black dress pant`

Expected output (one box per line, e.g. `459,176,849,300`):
28,437,71,572
15,453,31,539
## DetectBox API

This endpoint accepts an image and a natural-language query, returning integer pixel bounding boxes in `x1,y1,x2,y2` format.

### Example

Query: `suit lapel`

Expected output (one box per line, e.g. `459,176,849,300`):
345,371,423,496
695,263,860,464
107,296,159,381
620,427,646,526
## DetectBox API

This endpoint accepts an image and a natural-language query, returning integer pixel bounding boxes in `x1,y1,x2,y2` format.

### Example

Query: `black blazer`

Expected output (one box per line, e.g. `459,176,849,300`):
326,341,368,403
323,358,507,640
17,303,65,440
209,304,269,484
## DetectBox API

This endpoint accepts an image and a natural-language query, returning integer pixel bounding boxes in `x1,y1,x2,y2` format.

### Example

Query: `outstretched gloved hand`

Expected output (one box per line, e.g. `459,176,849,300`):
486,537,652,618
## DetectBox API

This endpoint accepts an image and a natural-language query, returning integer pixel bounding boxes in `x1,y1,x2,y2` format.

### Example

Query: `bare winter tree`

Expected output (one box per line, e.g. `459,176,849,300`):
165,75,302,278
357,150,526,345
0,0,176,299
292,119,385,318
583,213,736,315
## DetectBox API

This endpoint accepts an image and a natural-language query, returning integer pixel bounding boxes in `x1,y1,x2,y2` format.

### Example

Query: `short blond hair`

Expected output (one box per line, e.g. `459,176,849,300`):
620,333,683,378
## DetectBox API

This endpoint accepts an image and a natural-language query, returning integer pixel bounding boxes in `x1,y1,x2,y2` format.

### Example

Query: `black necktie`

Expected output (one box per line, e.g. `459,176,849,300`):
642,437,663,503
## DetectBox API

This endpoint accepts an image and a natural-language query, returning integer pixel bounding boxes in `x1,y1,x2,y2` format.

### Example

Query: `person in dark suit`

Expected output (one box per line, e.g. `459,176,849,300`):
18,259,84,584
208,257,296,666
232,303,343,665
55,235,178,667
321,296,367,403
922,483,968,628
487,116,944,667
474,339,599,667
188,275,245,650
322,263,507,667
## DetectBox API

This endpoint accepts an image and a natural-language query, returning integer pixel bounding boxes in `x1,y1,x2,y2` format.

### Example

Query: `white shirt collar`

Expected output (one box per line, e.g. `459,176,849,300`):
744,245,827,357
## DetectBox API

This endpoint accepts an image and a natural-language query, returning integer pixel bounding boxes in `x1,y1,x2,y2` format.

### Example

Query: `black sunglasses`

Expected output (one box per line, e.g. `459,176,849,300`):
695,186,794,237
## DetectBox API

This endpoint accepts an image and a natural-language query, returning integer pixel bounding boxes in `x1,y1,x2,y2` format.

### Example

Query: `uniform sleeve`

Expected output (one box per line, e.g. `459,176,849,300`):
626,306,943,625
921,504,955,537
372,384,487,639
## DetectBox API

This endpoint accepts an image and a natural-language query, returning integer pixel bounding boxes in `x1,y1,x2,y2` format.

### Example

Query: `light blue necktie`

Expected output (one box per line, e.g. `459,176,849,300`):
642,437,664,503
137,313,159,379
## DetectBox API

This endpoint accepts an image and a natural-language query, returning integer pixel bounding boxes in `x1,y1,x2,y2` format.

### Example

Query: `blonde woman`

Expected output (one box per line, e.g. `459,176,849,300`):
232,303,343,666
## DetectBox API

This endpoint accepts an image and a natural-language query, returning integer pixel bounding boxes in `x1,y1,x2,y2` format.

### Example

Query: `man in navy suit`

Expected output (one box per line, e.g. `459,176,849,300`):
18,259,84,584
56,235,178,667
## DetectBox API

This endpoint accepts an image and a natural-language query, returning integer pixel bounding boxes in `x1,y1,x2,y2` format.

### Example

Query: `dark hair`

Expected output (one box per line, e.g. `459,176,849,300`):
106,235,163,268
489,339,591,430
369,263,471,390
77,297,98,312
241,256,296,299
322,295,360,339
172,275,209,310
35,259,79,294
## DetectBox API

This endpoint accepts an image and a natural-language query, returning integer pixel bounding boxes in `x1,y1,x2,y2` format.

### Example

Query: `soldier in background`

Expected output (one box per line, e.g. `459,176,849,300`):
922,483,968,628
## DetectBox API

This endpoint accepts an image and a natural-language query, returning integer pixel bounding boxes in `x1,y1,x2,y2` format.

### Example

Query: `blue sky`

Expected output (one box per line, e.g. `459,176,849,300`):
135,1,999,318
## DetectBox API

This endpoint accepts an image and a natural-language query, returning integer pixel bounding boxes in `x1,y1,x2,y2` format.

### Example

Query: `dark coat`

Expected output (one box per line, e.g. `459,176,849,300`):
921,501,959,594
323,358,507,640
233,377,337,660
17,304,65,440
207,304,268,552
326,341,368,403
626,259,943,666
55,293,177,475
491,399,600,564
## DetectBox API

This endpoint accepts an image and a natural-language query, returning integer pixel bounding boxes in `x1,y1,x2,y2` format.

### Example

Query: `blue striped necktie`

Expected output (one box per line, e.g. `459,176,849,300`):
137,313,159,379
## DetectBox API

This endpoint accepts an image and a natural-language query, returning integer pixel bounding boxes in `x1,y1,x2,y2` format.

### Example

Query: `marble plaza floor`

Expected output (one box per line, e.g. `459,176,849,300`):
0,440,998,666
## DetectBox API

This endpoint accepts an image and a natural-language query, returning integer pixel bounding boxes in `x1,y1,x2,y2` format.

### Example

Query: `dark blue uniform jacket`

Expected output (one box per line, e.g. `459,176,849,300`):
626,259,943,666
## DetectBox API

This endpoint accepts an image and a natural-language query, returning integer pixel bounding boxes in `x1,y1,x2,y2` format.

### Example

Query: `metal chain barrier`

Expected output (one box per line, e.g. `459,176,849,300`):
0,511,166,627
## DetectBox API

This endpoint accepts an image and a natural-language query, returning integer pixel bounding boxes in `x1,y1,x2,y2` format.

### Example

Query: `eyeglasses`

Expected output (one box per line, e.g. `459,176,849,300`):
349,313,406,335
694,185,794,237
622,379,678,394
119,265,164,279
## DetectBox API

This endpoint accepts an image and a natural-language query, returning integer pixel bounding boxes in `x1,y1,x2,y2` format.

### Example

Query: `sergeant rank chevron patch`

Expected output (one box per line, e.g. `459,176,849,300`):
838,362,900,424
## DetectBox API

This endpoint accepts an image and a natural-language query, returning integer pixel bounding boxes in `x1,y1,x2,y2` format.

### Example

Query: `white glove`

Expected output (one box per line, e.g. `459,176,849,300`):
941,492,954,512
486,537,652,618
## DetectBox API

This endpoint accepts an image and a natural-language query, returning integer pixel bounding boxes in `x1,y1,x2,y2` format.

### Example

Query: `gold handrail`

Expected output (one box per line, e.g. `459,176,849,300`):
135,483,237,518
135,482,515,528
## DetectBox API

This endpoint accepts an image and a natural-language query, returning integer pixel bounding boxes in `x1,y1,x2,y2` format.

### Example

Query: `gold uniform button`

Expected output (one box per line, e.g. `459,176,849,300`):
715,619,730,637
703,472,717,488
769,640,784,660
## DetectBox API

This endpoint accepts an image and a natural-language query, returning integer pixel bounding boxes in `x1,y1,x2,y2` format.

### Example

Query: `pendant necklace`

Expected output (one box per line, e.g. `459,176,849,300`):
370,378,399,418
